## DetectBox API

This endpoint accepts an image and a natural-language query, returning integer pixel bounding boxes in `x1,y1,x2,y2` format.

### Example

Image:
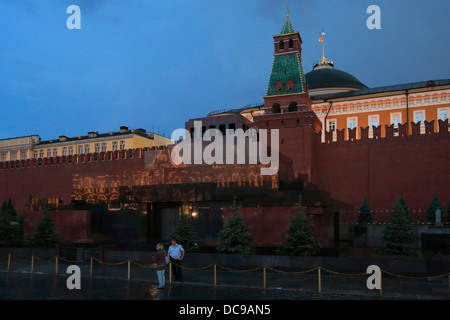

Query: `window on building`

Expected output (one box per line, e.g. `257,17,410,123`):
369,115,379,127
34,150,38,159
112,141,118,151
95,143,100,153
439,108,449,121
102,142,107,153
21,151,27,160
120,140,125,150
47,149,51,158
275,81,283,92
414,111,425,124
348,118,357,130
62,147,67,156
2,153,7,162
78,145,83,154
53,149,57,157
327,120,336,132
68,146,74,156
391,113,401,126
288,39,293,48
39,150,44,158
85,144,90,154
279,40,284,50
12,152,17,161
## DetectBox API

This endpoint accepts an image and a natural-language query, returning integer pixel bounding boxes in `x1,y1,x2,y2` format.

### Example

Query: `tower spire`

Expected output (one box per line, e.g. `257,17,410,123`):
280,8,295,34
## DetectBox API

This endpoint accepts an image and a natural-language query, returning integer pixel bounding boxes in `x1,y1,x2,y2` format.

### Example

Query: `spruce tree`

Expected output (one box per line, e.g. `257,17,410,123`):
426,192,443,223
396,194,411,222
29,203,61,247
276,196,321,256
171,213,200,252
382,196,414,256
0,199,22,247
217,196,254,254
357,197,372,223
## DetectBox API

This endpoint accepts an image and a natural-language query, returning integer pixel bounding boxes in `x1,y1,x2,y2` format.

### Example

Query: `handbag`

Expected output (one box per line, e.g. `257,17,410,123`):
165,251,170,264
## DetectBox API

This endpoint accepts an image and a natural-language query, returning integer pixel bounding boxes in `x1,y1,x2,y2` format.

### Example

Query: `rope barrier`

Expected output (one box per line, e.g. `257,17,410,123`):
1,254,449,296
265,266,319,275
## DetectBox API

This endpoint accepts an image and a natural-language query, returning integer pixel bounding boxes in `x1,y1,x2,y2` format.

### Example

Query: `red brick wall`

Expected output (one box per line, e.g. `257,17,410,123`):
0,149,147,212
24,210,91,243
222,206,329,247
310,122,450,220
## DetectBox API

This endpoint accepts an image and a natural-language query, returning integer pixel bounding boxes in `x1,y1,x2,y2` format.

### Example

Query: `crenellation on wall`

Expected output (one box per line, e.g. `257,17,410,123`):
318,119,450,147
0,146,172,171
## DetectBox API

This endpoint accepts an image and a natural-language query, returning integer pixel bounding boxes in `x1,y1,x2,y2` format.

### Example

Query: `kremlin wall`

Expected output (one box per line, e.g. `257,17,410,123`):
0,13,449,250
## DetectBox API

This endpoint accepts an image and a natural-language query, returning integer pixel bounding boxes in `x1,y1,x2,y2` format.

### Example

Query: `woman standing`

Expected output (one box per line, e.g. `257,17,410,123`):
152,243,167,289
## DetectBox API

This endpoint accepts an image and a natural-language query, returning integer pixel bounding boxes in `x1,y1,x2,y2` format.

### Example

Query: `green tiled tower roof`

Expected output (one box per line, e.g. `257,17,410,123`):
280,15,295,34
266,13,307,96
266,54,306,96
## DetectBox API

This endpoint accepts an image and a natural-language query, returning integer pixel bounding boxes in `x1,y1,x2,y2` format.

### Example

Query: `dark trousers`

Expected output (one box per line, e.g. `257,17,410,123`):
170,257,183,281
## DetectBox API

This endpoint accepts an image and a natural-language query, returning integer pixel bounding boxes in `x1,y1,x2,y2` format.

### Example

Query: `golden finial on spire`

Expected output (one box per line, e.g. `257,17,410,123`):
287,6,290,18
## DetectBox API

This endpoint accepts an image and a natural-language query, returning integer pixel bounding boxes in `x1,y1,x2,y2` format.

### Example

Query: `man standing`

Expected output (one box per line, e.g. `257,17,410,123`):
167,237,185,282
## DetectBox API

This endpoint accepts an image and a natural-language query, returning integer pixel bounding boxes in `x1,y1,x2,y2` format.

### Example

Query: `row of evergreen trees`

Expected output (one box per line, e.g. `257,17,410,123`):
358,192,450,223
0,200,61,247
174,193,446,257
170,196,321,256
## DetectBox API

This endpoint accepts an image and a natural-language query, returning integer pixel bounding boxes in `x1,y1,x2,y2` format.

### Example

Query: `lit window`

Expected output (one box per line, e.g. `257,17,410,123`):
348,118,357,130
391,113,401,126
120,140,125,150
439,109,448,121
112,141,118,151
369,115,379,127
414,111,424,124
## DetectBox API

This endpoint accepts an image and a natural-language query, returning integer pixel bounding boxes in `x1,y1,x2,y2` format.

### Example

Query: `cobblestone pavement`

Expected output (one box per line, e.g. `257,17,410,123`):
0,259,449,300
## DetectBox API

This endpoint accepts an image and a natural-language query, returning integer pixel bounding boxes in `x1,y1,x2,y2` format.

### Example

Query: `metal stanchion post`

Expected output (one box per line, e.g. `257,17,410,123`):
90,257,93,278
55,256,58,275
169,262,172,283
263,266,266,289
380,270,383,297
7,254,10,272
31,255,34,274
214,264,217,286
127,260,131,281
318,267,322,293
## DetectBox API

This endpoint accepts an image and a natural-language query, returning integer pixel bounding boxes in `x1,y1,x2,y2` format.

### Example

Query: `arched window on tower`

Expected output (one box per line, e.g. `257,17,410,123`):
279,40,284,50
288,39,293,48
275,80,283,92
286,79,294,91
272,104,281,114
288,101,298,112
